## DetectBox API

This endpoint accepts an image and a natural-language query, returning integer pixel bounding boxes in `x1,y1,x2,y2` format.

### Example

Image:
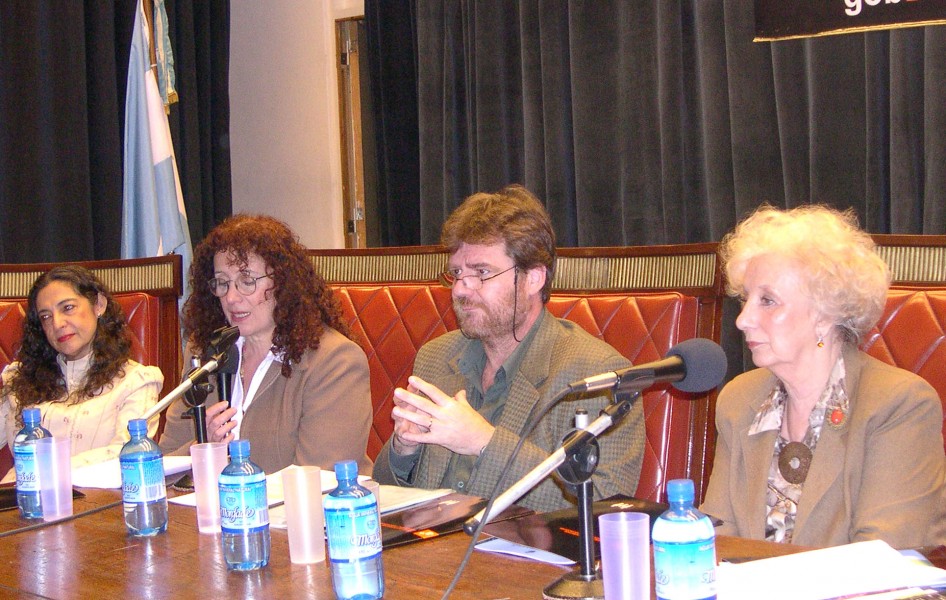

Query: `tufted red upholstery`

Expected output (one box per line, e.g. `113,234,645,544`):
862,288,946,451
332,282,714,503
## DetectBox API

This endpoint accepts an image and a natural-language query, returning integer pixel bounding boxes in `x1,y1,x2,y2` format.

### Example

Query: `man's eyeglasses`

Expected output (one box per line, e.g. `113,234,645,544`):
207,273,271,297
439,265,517,290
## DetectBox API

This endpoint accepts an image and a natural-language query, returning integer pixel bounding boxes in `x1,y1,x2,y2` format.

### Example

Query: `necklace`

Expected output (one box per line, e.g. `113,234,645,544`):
778,441,812,484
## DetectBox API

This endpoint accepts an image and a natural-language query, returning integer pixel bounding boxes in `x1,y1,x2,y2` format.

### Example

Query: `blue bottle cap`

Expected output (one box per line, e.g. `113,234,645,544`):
666,478,695,504
229,439,250,459
127,419,148,435
22,407,41,425
334,459,358,481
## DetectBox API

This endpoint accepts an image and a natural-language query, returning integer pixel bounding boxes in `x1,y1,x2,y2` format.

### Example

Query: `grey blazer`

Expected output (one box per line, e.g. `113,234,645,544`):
374,309,646,513
161,327,373,474
701,345,946,548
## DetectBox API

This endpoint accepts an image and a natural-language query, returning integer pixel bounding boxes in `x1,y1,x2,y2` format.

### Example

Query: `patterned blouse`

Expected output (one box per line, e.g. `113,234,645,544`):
747,356,849,543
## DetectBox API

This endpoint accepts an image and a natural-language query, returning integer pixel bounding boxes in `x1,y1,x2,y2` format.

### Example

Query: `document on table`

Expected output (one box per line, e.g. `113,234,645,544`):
167,465,356,508
72,456,193,489
716,539,946,600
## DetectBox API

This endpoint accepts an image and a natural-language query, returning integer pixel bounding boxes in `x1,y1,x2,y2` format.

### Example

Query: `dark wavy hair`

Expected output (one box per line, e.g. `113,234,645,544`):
3,266,131,418
182,213,350,377
441,184,557,303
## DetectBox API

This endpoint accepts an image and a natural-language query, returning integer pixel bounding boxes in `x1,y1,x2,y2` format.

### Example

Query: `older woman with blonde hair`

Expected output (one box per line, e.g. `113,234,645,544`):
702,204,946,547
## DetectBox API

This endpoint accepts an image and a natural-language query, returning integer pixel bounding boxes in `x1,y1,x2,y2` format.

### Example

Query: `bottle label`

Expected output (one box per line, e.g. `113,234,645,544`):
654,538,717,600
13,443,40,493
120,454,167,503
324,494,382,563
219,472,269,533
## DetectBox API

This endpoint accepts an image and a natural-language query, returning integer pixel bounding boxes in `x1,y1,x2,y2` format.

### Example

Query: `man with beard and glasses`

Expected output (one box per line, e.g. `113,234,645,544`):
373,185,645,513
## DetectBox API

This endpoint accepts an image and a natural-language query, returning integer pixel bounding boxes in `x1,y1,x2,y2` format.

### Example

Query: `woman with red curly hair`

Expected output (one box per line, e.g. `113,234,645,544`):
160,214,372,473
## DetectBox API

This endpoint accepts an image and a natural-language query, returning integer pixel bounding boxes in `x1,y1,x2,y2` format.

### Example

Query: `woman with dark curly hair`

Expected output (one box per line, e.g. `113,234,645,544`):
159,214,372,473
0,266,163,475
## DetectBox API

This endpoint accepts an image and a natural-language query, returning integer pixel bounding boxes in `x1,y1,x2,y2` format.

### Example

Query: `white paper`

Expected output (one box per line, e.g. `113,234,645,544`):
168,465,355,508
375,486,453,515
717,539,946,600
268,484,451,529
72,456,192,489
475,536,576,566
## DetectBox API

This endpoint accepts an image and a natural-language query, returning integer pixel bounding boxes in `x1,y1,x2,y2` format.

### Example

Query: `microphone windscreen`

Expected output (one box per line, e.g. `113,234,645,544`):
219,344,240,374
667,338,727,393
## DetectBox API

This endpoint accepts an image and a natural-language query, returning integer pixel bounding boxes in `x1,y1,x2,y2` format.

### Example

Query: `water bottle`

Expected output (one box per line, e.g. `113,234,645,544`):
13,407,51,519
119,418,168,536
324,460,384,600
218,439,270,571
652,478,717,600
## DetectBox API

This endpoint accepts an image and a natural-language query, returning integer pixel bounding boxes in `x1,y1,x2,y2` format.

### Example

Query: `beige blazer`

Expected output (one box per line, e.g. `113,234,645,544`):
161,327,372,474
701,346,946,548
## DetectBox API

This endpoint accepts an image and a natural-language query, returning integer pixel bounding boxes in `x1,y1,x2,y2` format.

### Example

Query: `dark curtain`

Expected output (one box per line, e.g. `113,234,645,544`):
366,0,946,246
0,0,230,264
364,0,421,246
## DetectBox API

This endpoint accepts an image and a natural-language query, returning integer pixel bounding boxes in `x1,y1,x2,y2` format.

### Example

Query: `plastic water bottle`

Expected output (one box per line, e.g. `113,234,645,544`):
119,418,168,536
652,478,717,600
13,407,51,519
324,460,384,600
218,439,270,571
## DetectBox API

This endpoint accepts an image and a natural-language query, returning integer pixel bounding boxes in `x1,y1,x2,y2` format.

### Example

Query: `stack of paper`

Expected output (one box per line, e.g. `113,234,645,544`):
717,540,946,600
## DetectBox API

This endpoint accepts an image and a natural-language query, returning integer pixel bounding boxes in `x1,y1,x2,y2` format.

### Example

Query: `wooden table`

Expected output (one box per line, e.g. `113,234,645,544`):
0,489,807,599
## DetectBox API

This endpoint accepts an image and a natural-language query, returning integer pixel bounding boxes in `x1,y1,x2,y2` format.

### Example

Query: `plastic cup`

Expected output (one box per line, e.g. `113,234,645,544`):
282,465,326,564
36,437,73,522
362,479,381,510
190,442,229,533
598,511,650,600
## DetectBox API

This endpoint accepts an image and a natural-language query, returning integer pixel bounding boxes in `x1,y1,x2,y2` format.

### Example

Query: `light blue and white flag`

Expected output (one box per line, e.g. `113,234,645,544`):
121,0,191,296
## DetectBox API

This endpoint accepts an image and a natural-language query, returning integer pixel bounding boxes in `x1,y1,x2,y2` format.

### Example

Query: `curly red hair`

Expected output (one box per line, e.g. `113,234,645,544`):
182,214,350,376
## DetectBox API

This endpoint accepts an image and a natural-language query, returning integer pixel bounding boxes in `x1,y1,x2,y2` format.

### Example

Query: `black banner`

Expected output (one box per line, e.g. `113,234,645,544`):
754,0,946,41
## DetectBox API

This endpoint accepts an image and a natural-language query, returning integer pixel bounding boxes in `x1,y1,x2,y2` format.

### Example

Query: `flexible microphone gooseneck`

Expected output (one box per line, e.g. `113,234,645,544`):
140,325,240,422
463,338,728,533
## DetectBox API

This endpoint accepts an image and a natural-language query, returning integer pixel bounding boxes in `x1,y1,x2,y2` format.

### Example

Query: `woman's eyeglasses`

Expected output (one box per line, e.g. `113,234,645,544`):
207,273,271,297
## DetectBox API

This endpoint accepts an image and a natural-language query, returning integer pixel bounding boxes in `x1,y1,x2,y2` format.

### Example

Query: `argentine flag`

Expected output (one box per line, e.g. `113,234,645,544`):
121,0,192,294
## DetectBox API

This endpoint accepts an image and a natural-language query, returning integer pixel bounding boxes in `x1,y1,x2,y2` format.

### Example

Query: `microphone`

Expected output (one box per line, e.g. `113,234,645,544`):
465,338,728,532
567,337,727,394
140,325,240,422
215,344,239,408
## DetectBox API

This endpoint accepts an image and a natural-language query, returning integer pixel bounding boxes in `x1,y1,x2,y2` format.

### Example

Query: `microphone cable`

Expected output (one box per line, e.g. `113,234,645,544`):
439,382,576,599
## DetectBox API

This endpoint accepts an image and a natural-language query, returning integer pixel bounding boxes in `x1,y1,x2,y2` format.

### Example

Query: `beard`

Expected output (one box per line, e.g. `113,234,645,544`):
453,284,528,341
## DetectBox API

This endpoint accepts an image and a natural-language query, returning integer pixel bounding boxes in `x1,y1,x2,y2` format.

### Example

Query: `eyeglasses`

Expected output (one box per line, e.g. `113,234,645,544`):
439,265,517,290
207,273,271,297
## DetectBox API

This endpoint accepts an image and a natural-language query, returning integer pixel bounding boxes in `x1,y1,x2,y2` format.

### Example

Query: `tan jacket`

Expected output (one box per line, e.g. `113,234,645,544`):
701,346,946,548
161,327,372,474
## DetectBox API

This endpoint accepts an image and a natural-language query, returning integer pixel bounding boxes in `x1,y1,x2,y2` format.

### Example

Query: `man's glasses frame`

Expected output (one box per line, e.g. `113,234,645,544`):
438,265,517,290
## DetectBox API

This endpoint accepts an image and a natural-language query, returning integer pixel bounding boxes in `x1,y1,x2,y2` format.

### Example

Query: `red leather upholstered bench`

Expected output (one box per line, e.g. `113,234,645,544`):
864,235,946,452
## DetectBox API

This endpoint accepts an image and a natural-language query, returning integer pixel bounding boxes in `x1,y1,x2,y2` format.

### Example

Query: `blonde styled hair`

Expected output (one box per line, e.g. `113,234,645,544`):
720,205,890,345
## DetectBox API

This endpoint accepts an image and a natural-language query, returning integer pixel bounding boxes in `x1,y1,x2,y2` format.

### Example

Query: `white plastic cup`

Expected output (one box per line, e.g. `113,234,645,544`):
36,437,73,522
598,511,650,600
282,465,326,564
362,478,381,511
190,442,229,533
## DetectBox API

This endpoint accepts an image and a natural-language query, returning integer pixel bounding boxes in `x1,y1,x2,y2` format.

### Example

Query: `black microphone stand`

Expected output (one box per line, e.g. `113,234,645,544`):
171,359,215,491
543,409,604,600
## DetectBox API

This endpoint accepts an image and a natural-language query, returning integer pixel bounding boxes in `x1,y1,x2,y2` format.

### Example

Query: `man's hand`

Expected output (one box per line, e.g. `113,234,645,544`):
391,375,494,457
